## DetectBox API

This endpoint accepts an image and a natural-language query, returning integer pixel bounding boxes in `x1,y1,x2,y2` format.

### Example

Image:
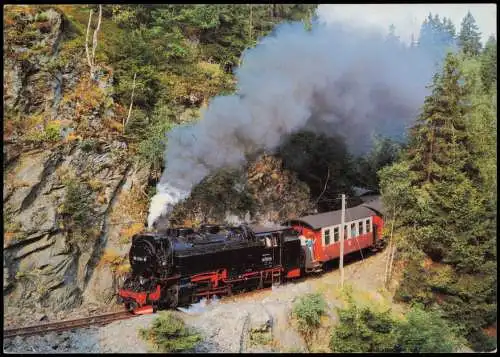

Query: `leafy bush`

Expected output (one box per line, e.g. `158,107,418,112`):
136,119,173,170
124,108,149,139
468,329,497,352
99,249,127,272
79,139,98,152
25,121,61,144
34,11,49,22
330,303,398,352
329,302,460,353
60,178,94,229
292,293,327,339
44,122,61,141
139,311,202,352
397,305,460,353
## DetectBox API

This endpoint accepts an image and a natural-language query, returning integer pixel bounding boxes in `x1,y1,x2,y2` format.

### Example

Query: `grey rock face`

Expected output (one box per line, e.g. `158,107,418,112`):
4,143,131,313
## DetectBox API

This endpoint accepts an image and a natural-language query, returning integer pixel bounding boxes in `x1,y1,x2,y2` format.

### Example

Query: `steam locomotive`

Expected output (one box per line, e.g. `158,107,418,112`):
118,198,385,314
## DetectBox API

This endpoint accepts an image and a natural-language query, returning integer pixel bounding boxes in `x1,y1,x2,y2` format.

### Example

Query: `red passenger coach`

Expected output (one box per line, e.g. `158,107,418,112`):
284,196,386,273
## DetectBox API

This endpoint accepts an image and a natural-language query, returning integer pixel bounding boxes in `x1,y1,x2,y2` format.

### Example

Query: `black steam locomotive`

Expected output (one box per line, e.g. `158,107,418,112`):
118,224,303,314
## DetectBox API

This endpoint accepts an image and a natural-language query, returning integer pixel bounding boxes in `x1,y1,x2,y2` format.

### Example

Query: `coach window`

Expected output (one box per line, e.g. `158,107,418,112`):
324,229,331,246
359,221,364,235
366,219,371,233
350,223,357,237
333,227,340,242
344,225,348,239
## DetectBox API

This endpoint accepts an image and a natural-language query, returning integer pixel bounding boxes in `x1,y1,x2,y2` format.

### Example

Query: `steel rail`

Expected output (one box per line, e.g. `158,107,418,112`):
4,310,135,338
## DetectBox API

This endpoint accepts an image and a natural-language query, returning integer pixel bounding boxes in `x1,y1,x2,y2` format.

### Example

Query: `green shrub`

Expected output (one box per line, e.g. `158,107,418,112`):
329,302,461,353
330,303,398,353
397,305,460,353
61,178,94,228
249,330,272,346
124,109,149,139
136,119,174,170
139,311,202,352
468,329,497,352
293,293,327,338
79,139,98,152
35,12,49,22
44,122,61,141
25,122,61,143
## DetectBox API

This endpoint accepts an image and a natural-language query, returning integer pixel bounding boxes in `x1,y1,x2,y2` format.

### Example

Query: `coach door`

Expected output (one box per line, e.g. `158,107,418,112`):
299,234,315,271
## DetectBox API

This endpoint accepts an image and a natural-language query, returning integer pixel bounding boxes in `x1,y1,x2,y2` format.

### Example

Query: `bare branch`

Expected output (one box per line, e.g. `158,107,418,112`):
315,167,330,204
85,9,93,70
124,72,137,132
91,5,102,67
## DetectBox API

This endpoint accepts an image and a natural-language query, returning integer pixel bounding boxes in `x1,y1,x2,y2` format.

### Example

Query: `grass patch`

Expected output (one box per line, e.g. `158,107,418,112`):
99,249,124,267
109,186,148,226
249,330,272,346
139,311,202,352
119,222,144,245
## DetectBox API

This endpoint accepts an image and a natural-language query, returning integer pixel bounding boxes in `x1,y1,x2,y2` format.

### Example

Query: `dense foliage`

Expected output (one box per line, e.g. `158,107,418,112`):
330,302,459,352
379,14,497,351
278,131,355,212
101,4,317,171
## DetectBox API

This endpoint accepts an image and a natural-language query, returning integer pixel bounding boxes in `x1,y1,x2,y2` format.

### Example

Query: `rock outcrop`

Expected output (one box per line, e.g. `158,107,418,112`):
3,142,131,311
3,5,150,319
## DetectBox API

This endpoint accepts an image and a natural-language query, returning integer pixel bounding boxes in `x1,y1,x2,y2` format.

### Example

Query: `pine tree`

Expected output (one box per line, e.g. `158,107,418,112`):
386,24,400,44
479,35,497,93
419,13,455,59
406,54,469,186
379,52,497,351
443,17,456,39
458,11,482,56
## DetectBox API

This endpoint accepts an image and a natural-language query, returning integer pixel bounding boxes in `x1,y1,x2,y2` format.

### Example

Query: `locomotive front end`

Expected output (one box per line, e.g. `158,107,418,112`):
117,232,173,314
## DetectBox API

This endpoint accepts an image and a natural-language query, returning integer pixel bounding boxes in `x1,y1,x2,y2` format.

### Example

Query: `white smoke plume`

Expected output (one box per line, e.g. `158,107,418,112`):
148,19,443,228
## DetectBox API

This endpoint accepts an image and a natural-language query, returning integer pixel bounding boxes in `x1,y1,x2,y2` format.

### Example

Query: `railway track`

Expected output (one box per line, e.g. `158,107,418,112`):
4,310,136,339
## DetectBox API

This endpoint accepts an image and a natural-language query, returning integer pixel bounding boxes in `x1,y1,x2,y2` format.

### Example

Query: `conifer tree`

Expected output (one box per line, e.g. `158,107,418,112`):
379,52,497,351
458,11,482,56
479,35,497,93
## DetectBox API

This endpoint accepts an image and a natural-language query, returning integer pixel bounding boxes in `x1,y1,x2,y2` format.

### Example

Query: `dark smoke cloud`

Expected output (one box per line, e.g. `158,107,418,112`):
148,20,444,227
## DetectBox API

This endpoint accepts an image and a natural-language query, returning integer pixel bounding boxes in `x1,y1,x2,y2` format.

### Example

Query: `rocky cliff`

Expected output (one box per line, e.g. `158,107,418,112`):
3,6,151,322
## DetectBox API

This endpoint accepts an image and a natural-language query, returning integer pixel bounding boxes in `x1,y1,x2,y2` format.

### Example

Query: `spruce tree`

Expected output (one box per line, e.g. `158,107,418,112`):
379,52,497,351
480,35,497,93
458,11,482,56
419,13,455,59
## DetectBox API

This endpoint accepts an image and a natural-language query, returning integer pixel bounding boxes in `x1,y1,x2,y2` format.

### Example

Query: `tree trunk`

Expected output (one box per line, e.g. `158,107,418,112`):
85,5,103,80
248,4,253,43
124,72,137,133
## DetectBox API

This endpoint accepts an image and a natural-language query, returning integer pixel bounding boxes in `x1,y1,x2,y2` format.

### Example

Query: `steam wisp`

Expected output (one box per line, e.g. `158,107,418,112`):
148,20,446,228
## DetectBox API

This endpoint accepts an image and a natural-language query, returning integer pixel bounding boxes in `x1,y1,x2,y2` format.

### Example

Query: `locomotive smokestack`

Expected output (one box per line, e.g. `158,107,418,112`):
148,12,446,228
